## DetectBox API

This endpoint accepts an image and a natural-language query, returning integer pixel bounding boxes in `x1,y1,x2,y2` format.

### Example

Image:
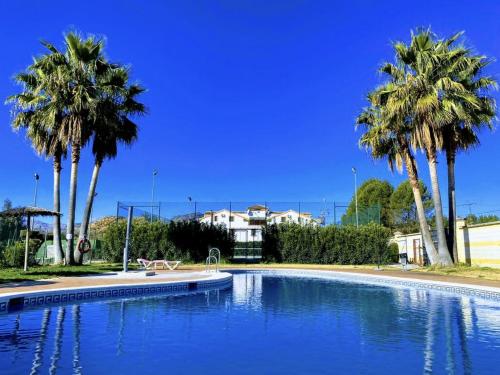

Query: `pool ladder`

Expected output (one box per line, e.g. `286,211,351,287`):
205,248,220,273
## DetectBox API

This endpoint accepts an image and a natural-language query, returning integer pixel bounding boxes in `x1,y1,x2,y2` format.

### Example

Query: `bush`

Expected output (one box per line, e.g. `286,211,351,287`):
262,223,393,265
100,218,235,263
3,240,38,268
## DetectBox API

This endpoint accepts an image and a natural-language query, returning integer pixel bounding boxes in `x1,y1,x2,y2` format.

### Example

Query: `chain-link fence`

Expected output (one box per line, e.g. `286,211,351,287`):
116,201,381,227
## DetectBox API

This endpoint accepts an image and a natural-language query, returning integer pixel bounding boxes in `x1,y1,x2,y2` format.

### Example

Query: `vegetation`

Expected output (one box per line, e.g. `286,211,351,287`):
262,223,396,265
344,179,393,226
465,214,500,225
0,263,132,284
357,29,496,265
390,181,432,233
100,219,234,263
8,31,146,267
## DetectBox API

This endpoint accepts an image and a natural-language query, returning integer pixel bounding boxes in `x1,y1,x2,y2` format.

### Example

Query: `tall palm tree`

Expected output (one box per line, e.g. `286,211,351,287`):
61,33,109,264
357,96,440,264
439,55,496,262
384,30,486,265
75,69,145,264
8,52,68,264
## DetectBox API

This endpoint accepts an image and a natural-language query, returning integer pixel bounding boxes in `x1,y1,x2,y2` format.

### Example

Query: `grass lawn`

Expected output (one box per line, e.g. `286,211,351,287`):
412,264,500,281
0,263,136,284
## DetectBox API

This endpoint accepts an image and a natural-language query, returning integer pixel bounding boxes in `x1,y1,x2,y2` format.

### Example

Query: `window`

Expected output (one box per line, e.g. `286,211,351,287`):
281,217,286,223
214,216,218,222
251,229,256,237
229,216,234,222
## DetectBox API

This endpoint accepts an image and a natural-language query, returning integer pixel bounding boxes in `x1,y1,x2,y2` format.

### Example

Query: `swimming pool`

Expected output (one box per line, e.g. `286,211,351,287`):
1,271,499,374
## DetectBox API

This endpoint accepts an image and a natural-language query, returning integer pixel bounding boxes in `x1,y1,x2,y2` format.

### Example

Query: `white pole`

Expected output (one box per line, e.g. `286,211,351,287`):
151,170,157,223
352,167,358,228
123,207,133,272
32,173,39,230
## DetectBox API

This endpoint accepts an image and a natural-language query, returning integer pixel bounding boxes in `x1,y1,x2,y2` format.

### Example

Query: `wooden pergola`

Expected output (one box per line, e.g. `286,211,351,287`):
0,206,61,271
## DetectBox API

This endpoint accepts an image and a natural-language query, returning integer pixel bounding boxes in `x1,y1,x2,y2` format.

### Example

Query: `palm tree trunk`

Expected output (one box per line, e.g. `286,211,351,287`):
402,147,440,265
427,148,453,266
53,154,64,265
75,160,101,264
447,149,458,264
66,145,80,265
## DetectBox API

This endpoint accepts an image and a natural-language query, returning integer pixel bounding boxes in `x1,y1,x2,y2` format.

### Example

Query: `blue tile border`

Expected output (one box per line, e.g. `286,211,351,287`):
230,269,500,302
0,273,233,313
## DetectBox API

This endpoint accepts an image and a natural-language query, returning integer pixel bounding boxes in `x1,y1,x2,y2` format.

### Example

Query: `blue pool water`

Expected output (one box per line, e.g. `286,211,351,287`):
1,271,500,374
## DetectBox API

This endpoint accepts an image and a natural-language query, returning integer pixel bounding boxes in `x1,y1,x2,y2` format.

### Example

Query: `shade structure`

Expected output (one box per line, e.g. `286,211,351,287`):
0,206,61,218
0,206,61,271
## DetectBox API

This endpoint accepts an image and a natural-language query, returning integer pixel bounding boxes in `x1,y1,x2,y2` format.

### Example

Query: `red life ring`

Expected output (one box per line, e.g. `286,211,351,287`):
78,238,92,253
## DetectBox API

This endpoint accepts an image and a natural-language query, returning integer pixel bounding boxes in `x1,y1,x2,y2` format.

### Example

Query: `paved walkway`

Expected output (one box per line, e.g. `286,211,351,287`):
0,270,210,295
2,265,500,296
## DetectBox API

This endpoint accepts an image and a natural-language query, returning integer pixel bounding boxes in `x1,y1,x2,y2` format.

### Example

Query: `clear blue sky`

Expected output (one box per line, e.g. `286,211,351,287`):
0,0,499,220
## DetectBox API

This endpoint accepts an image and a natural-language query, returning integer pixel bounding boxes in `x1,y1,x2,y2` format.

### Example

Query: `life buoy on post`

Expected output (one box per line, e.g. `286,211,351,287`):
78,238,92,254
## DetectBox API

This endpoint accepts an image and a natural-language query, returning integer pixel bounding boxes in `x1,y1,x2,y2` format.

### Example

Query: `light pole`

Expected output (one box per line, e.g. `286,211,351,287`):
352,167,359,228
151,170,158,222
32,173,40,230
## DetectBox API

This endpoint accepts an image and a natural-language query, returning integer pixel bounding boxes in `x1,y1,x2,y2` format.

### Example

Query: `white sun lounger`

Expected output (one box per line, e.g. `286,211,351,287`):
137,258,182,271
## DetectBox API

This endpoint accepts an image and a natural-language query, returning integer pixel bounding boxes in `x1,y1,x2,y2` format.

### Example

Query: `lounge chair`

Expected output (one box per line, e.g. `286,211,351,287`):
137,258,182,271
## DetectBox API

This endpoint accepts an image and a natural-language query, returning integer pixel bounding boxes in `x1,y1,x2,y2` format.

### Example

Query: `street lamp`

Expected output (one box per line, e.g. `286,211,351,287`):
151,170,158,222
32,173,40,230
352,167,359,228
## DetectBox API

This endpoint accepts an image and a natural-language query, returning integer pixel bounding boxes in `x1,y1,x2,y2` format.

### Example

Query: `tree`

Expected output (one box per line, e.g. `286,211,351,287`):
8,50,70,264
344,179,394,227
439,52,496,262
465,214,500,225
357,102,440,265
75,68,145,264
390,180,432,233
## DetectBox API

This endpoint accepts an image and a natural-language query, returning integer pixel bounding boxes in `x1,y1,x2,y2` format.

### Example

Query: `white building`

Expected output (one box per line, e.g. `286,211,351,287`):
199,204,318,242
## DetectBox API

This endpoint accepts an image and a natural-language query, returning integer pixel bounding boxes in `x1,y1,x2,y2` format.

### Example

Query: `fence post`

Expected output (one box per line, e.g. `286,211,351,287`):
123,206,134,272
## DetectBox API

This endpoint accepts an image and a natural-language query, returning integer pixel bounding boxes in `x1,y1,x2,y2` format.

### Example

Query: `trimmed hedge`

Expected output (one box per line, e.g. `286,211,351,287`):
101,218,234,263
262,223,395,265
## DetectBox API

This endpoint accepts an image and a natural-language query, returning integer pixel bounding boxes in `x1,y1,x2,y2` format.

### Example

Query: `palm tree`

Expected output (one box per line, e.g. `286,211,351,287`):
54,33,109,264
383,30,488,265
8,52,68,264
439,55,496,262
75,69,145,264
357,100,440,264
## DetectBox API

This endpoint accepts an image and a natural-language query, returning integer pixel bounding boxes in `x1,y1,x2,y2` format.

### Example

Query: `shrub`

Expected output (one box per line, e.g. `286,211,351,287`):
3,240,38,268
262,223,393,265
100,219,235,263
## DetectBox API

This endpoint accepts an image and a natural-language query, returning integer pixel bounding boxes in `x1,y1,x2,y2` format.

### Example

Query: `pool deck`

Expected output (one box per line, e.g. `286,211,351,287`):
0,270,212,296
2,265,500,296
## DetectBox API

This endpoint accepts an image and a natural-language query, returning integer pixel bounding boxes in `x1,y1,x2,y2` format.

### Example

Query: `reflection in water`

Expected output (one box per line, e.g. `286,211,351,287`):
0,273,499,374
423,293,436,374
30,309,51,375
72,305,82,375
49,307,65,375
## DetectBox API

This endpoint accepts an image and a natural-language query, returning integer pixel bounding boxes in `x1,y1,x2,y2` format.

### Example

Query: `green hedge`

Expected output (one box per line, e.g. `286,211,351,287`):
101,218,234,263
262,223,395,265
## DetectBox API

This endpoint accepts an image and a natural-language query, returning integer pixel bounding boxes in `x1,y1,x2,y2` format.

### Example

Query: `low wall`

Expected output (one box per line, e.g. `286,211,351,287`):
457,219,500,267
392,220,500,268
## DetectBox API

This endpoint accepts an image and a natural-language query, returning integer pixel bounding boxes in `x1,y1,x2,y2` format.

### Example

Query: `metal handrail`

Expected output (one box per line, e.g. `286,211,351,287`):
209,248,220,265
205,248,221,273
205,255,219,273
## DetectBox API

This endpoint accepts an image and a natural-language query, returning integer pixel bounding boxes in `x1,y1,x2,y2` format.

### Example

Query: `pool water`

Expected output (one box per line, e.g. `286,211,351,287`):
1,271,499,374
